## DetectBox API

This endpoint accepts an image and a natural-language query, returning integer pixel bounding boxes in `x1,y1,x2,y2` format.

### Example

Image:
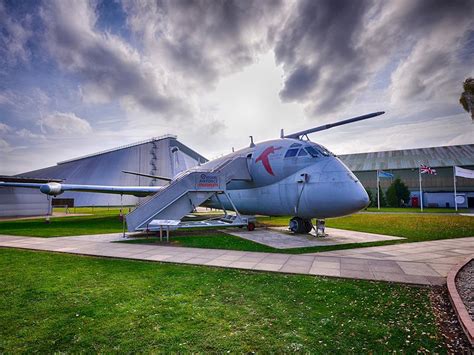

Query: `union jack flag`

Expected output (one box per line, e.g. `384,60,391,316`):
420,164,437,175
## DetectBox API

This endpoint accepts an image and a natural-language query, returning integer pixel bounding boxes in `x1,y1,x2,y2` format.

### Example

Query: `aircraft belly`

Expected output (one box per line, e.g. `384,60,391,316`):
204,186,293,216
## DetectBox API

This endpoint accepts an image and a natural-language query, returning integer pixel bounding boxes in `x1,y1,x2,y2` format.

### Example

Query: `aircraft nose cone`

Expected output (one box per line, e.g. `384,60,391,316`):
301,157,370,218
351,182,370,211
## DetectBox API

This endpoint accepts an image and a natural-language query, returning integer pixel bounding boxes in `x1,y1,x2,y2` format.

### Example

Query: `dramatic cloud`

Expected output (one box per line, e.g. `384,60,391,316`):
0,122,11,134
0,1,33,68
274,0,375,114
388,1,474,104
40,0,180,115
122,0,285,89
274,0,474,115
38,112,92,135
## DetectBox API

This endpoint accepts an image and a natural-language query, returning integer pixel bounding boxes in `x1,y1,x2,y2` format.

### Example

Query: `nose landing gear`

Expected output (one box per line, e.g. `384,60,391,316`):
315,219,327,237
289,217,327,236
289,217,313,234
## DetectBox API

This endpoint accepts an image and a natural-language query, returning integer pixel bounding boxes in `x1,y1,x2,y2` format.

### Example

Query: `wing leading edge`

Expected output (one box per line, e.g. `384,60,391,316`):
0,181,163,197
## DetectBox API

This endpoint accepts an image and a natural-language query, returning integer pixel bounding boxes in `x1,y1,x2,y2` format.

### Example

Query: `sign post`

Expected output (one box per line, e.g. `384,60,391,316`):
418,167,423,212
376,170,380,210
453,166,458,211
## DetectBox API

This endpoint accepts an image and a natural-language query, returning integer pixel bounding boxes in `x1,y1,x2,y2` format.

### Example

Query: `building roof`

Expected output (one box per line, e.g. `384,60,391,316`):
57,134,178,165
339,144,474,171
0,175,62,183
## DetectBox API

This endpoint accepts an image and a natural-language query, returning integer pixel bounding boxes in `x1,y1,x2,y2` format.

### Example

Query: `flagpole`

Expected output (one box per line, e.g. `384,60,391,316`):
419,166,423,212
377,170,380,210
453,166,458,211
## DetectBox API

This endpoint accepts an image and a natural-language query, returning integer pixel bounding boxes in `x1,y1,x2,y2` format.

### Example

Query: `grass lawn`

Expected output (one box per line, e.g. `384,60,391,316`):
364,207,463,213
120,212,474,253
258,214,474,242
53,206,133,215
0,248,444,353
1,212,473,254
123,232,277,252
0,215,124,237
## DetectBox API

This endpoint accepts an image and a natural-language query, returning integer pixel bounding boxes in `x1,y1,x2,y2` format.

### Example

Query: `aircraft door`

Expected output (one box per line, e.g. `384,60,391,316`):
246,153,253,176
278,174,301,216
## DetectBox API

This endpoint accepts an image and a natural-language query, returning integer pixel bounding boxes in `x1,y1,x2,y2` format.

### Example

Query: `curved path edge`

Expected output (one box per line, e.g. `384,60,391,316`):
447,255,474,346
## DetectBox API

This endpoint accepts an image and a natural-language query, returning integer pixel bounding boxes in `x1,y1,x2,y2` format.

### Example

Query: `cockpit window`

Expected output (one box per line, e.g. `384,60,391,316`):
305,146,320,157
290,143,302,148
315,144,331,156
285,148,299,158
305,144,333,157
298,148,308,156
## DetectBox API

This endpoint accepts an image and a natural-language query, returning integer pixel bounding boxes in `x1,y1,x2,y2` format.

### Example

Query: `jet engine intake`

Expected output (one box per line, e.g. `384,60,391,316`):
39,182,63,196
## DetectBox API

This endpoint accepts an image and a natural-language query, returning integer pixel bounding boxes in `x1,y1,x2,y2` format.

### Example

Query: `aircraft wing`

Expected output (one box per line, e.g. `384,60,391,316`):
0,181,163,197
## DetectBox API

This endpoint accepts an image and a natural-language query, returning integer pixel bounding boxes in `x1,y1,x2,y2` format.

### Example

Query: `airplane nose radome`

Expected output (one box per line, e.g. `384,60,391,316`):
353,183,370,211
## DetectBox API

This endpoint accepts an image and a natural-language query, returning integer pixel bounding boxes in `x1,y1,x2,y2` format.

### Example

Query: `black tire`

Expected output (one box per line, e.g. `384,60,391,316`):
303,219,313,234
290,217,313,234
247,222,255,231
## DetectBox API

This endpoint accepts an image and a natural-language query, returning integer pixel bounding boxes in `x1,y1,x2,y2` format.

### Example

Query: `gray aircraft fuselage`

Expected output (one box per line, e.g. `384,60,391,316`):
195,138,369,219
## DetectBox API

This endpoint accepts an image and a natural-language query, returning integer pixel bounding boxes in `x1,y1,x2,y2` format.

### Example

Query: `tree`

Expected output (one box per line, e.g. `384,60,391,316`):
377,183,388,207
459,77,474,121
365,187,374,208
386,178,410,207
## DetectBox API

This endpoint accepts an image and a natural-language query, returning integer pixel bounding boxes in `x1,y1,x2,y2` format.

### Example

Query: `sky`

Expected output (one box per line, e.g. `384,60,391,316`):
0,0,473,175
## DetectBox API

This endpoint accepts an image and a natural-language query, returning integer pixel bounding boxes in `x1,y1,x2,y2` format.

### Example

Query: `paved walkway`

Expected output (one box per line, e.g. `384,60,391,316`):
226,227,404,249
1,234,473,286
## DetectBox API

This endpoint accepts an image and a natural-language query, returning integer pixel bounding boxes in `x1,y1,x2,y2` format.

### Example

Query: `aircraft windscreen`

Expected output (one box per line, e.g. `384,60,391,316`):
305,144,333,157
285,148,299,158
304,146,320,157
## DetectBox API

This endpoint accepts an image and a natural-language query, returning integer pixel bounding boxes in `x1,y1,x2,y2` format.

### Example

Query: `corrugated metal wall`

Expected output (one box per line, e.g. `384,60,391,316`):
354,166,474,192
339,144,474,171
0,187,49,217
19,137,203,206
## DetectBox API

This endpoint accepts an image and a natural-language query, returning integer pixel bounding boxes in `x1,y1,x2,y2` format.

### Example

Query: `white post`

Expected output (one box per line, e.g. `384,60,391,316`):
453,166,458,211
121,194,125,238
419,167,423,212
376,170,380,210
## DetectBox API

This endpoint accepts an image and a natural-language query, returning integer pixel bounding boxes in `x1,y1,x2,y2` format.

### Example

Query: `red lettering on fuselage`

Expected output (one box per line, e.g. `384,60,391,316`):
255,146,281,176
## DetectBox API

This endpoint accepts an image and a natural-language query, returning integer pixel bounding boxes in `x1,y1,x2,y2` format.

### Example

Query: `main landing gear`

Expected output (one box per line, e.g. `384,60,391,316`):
289,217,327,236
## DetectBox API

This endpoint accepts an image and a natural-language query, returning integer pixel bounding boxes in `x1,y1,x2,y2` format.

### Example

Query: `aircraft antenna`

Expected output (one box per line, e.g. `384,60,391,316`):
249,136,255,147
280,129,284,138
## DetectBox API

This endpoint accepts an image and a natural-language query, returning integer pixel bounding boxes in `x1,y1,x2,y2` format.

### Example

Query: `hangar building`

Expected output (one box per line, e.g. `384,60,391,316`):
339,144,474,208
0,176,61,217
16,135,207,208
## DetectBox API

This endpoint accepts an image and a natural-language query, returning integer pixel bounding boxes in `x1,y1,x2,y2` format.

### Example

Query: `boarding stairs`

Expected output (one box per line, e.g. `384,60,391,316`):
125,156,251,232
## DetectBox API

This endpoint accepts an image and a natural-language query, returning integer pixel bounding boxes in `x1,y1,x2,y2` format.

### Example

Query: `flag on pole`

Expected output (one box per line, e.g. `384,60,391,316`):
455,166,474,179
378,171,394,178
420,164,437,175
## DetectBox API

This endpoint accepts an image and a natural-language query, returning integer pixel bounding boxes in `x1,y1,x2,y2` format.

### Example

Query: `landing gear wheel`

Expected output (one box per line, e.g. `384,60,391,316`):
247,222,255,231
303,219,313,234
289,217,313,234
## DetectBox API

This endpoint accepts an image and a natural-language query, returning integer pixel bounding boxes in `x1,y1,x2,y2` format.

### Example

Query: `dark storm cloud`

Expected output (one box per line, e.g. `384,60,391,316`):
386,0,474,103
274,0,474,115
274,0,374,114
